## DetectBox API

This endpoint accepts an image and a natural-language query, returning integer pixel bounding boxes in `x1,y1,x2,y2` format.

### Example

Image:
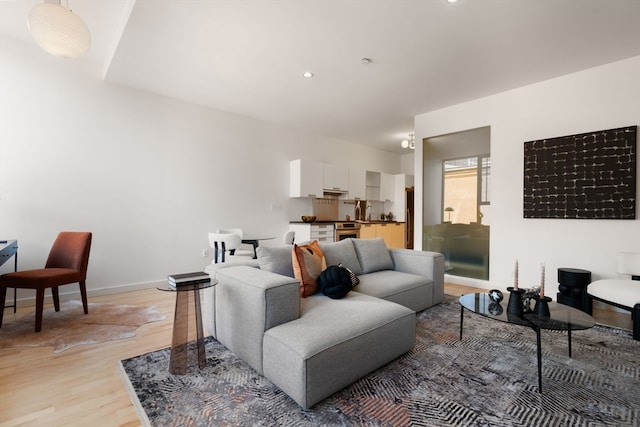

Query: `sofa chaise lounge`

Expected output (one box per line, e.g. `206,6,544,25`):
203,237,445,408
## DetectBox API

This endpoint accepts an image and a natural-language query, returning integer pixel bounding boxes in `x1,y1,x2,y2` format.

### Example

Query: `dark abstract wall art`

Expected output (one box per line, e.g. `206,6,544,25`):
523,126,636,219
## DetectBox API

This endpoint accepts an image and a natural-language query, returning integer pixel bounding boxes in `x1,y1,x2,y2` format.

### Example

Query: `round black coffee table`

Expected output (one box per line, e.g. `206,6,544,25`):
459,293,595,393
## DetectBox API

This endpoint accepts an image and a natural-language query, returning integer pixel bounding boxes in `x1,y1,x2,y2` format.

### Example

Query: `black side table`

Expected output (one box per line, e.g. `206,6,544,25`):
157,280,216,375
557,268,592,315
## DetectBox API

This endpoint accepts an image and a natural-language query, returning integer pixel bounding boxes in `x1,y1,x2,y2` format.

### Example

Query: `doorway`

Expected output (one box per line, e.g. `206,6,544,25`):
423,127,491,280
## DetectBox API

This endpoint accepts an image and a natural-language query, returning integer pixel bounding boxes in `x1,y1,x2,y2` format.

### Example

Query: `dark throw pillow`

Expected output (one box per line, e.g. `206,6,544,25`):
317,265,353,299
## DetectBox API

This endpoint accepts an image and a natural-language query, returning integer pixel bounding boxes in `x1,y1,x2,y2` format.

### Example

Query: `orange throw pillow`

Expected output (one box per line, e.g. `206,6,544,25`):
292,240,327,297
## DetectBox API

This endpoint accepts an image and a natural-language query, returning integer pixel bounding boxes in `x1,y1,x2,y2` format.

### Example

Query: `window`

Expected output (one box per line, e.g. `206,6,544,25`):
442,155,491,224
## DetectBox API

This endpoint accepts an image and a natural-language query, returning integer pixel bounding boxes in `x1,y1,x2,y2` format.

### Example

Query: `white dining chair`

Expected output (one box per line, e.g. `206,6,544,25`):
283,230,295,245
217,228,255,258
208,232,254,264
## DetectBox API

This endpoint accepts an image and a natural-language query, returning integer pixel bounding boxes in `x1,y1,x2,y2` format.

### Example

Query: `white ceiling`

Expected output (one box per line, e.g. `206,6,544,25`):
2,0,640,153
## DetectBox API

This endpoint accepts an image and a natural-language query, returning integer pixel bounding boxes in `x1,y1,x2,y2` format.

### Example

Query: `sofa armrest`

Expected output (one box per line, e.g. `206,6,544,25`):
213,266,300,374
389,249,445,304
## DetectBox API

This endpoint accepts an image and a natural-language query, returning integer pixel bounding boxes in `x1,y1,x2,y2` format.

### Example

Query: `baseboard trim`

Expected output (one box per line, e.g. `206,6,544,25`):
4,280,166,309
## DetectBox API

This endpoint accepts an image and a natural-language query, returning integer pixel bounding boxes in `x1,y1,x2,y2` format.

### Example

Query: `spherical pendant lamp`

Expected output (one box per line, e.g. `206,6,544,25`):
28,2,91,58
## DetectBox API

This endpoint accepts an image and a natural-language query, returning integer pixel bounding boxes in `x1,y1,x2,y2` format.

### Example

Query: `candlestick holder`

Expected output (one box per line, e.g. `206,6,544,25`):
533,295,551,318
506,287,525,316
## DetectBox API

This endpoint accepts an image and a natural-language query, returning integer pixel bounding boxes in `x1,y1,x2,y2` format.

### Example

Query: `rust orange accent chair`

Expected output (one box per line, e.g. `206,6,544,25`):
0,231,92,332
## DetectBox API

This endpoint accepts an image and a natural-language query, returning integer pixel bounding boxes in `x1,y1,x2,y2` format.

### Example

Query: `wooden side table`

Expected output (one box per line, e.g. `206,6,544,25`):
157,280,216,375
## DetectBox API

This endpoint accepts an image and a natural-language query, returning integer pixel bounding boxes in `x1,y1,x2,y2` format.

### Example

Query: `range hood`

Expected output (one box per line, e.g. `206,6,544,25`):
323,189,348,196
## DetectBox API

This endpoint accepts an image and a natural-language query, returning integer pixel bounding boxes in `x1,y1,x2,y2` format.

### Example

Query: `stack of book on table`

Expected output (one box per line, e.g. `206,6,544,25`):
167,271,211,288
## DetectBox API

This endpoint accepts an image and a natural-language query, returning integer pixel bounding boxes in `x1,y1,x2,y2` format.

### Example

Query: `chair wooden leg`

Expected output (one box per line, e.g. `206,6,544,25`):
52,287,60,312
0,287,6,328
35,288,45,333
79,281,88,314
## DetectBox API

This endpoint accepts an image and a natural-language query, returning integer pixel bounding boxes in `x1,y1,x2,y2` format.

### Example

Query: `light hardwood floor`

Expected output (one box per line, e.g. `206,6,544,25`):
0,284,632,427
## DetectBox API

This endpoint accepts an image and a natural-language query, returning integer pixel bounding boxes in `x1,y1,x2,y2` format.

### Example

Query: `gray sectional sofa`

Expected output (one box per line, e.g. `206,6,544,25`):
203,237,445,408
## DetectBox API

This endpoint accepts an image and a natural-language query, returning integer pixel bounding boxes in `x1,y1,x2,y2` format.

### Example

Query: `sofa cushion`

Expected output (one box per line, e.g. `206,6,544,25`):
262,292,415,408
256,246,294,278
355,270,434,312
292,241,327,297
352,238,393,273
319,239,363,275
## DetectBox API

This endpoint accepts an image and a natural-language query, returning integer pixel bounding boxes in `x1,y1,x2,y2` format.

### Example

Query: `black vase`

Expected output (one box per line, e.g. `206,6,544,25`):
507,287,525,316
533,295,552,318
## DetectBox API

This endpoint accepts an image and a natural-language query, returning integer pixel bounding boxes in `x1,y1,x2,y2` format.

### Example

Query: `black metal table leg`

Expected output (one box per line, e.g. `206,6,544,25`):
568,324,572,358
536,326,542,393
460,303,464,340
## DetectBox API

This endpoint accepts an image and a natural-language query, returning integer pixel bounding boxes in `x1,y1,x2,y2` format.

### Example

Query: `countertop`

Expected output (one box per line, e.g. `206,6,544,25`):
289,220,405,224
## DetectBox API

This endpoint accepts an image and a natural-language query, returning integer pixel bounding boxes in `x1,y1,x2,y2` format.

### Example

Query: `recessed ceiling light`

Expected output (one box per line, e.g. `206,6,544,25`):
303,72,314,78
447,0,459,3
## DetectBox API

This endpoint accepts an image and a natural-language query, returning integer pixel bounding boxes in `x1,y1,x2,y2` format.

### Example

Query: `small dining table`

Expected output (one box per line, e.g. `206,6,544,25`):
241,235,276,258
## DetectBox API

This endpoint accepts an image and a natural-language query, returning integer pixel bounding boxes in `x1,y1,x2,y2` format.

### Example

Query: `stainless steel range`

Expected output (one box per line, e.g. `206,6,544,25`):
334,222,361,241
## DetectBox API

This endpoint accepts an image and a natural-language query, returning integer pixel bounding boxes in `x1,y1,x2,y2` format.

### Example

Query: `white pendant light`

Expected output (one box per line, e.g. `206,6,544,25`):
28,1,91,58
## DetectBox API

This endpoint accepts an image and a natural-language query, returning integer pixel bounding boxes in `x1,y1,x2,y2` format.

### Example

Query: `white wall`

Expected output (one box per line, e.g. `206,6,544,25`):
0,39,400,302
414,56,640,293
400,153,415,175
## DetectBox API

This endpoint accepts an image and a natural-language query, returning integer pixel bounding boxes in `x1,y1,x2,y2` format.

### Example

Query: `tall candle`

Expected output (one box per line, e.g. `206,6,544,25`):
540,263,545,298
514,260,519,290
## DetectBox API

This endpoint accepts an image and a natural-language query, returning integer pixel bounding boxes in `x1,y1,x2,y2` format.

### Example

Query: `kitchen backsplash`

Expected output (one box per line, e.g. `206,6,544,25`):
312,197,338,221
312,197,386,221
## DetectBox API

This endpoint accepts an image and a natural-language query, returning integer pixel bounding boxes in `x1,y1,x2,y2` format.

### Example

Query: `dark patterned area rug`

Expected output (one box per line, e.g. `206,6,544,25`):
119,295,640,426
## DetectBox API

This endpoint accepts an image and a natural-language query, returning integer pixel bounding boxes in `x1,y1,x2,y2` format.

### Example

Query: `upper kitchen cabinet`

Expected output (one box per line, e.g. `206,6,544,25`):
365,171,381,200
290,159,323,198
348,169,366,200
323,164,349,193
365,171,394,202
380,173,394,202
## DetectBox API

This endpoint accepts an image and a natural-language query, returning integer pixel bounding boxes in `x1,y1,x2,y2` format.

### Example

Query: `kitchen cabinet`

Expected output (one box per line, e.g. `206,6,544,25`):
290,159,323,198
377,223,405,248
323,164,349,193
358,222,406,248
364,171,394,202
348,169,366,200
289,223,335,243
380,173,394,202
359,223,377,240
365,171,381,200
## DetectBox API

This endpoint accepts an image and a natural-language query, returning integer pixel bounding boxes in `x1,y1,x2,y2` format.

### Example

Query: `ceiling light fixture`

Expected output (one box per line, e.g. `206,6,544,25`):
401,133,415,150
27,0,91,58
303,71,314,78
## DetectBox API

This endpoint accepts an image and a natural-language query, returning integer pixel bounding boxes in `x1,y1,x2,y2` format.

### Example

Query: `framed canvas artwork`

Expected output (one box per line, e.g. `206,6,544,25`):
523,126,636,219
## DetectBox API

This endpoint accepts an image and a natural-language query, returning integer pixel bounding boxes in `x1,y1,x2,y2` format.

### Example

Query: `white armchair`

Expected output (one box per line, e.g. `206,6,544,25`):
588,252,640,340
